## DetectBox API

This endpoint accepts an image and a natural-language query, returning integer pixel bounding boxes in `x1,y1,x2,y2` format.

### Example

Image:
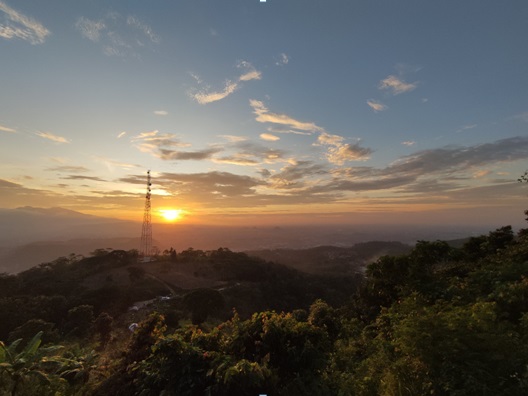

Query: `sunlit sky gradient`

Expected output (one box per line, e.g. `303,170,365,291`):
1,0,528,226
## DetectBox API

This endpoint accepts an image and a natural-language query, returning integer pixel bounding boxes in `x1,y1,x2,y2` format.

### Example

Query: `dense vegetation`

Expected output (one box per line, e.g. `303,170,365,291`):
1,224,528,395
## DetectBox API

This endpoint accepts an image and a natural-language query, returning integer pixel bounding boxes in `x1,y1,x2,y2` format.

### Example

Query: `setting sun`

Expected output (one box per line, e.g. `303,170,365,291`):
159,209,183,222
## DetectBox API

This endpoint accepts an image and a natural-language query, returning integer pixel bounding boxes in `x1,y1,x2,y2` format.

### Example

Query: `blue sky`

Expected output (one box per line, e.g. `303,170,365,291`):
1,0,528,225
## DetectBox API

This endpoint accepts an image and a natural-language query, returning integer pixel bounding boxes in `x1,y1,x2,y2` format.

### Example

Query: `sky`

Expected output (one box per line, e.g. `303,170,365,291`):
1,0,528,227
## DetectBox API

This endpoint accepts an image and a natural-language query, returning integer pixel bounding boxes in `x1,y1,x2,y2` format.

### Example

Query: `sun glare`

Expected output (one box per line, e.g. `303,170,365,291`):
160,209,183,222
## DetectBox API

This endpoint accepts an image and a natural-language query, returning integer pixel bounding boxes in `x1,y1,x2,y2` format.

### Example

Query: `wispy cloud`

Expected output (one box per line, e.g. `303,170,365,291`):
260,133,280,141
402,141,416,146
75,17,105,41
189,72,203,84
214,141,289,167
512,111,528,122
112,136,528,210
62,175,107,182
0,124,16,133
316,132,373,165
457,124,477,133
0,178,22,188
266,126,312,136
94,156,139,170
158,147,222,161
473,169,491,178
189,61,261,104
132,130,221,161
36,131,70,144
213,155,260,166
0,1,50,44
191,80,238,105
268,161,328,191
218,135,248,143
47,166,89,173
133,130,189,153
367,99,387,112
117,131,127,139
250,100,324,133
251,100,372,165
154,110,168,116
121,171,264,202
237,60,262,81
126,15,160,43
275,53,289,66
379,75,417,95
75,13,159,57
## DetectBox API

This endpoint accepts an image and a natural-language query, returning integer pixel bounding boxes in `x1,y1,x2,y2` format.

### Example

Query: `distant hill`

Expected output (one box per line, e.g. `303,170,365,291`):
0,207,136,247
0,206,503,274
0,237,141,273
247,241,412,274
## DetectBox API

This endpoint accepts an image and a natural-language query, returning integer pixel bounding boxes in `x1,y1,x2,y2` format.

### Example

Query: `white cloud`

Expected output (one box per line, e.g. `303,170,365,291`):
189,72,203,84
35,131,70,144
117,131,127,138
276,52,289,66
0,124,16,133
131,130,221,161
0,1,50,44
260,133,280,141
317,132,343,146
267,126,312,136
379,75,417,95
190,80,239,104
326,144,372,165
189,61,261,105
250,99,324,133
237,61,262,81
95,156,140,170
76,13,159,57
133,130,159,140
218,135,248,143
367,99,387,112
316,132,372,165
457,124,477,133
154,110,168,116
75,17,105,42
402,141,416,146
127,15,160,43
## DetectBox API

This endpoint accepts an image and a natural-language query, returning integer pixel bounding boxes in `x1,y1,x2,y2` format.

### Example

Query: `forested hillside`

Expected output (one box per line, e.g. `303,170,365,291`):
1,225,528,395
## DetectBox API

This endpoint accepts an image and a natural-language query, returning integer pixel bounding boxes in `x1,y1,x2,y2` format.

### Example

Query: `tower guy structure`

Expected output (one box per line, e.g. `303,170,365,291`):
139,170,153,261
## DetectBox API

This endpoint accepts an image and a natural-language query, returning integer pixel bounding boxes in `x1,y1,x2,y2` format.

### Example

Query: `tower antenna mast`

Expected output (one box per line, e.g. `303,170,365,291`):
139,170,153,261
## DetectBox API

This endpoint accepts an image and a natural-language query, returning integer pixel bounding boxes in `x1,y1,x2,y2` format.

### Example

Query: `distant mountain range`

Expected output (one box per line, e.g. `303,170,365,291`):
0,206,505,274
0,207,136,247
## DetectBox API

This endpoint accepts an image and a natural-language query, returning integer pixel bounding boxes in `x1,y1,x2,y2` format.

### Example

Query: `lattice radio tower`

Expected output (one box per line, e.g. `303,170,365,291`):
139,170,153,261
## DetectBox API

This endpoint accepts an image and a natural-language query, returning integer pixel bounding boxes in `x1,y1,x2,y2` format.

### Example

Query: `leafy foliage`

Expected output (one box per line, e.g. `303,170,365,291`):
3,223,528,394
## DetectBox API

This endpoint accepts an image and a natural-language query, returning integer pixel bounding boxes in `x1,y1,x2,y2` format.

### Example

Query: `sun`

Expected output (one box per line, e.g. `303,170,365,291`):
159,209,183,222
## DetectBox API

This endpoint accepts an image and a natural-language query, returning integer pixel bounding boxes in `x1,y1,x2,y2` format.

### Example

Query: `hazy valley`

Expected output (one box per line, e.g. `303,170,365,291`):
0,207,503,274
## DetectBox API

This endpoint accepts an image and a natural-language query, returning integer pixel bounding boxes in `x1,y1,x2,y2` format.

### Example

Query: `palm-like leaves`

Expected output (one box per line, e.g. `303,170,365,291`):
0,331,66,395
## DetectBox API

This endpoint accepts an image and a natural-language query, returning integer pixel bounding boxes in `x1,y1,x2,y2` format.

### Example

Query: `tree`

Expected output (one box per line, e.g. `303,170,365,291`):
127,266,146,283
8,319,59,346
64,305,94,338
183,288,225,325
0,331,66,396
94,312,113,348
